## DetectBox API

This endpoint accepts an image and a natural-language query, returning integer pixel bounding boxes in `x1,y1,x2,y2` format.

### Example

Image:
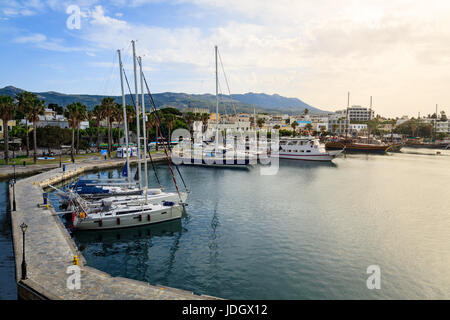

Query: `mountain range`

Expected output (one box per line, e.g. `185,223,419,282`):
0,86,329,115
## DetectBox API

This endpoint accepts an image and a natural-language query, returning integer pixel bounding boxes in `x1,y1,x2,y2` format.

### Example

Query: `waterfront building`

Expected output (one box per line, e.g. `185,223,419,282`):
436,120,450,134
0,120,17,139
328,113,348,134
182,107,210,115
335,105,375,122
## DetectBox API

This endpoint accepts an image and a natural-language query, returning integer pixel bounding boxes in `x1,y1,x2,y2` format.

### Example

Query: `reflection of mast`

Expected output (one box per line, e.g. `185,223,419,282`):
162,218,188,282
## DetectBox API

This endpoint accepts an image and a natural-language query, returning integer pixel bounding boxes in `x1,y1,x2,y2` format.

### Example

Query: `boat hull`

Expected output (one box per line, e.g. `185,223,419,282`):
178,156,252,169
325,142,392,154
73,205,183,231
277,150,342,162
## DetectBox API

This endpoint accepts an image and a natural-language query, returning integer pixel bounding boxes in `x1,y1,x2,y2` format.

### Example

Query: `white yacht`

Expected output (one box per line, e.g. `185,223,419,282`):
66,188,188,211
278,137,342,162
72,201,184,230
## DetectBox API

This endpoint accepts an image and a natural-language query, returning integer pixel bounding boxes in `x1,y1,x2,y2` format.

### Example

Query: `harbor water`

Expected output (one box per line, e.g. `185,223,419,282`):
1,148,449,299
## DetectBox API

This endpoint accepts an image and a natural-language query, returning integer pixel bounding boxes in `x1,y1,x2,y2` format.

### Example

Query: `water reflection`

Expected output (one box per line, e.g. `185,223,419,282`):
75,218,183,247
279,158,338,169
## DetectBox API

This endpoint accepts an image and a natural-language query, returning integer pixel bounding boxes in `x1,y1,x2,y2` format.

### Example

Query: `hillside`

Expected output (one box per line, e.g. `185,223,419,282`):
0,86,329,115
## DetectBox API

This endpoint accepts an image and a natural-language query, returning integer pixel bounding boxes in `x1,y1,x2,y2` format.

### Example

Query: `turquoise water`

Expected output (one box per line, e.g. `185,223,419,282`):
1,148,449,299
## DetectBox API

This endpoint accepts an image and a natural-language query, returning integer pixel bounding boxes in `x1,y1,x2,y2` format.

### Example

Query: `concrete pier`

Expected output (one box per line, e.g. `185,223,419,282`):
9,157,219,300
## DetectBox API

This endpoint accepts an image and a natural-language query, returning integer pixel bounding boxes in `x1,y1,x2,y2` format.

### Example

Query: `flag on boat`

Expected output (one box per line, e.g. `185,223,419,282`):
122,161,128,177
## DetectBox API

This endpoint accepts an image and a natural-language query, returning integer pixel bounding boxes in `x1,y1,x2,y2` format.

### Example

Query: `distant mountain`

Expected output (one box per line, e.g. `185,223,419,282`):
231,92,325,114
0,86,329,115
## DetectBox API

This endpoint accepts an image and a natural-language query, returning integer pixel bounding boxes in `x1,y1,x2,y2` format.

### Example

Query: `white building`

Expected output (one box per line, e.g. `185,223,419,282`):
436,120,450,134
335,106,375,122
349,123,367,133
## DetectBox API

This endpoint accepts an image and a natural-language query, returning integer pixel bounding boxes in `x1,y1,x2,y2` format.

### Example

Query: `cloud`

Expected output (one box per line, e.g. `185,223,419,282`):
6,0,450,116
14,33,47,43
13,33,92,52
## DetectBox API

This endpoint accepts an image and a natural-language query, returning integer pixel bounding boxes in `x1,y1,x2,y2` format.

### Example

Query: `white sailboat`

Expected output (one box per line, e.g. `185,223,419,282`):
70,43,187,231
178,46,255,168
72,200,183,230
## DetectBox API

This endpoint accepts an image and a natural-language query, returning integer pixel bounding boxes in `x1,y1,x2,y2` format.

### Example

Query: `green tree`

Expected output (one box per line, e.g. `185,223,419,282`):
183,112,195,135
201,113,210,133
65,102,86,162
93,105,104,152
257,118,265,129
15,91,36,157
27,97,45,163
291,121,298,136
0,95,16,164
99,97,116,158
305,123,313,132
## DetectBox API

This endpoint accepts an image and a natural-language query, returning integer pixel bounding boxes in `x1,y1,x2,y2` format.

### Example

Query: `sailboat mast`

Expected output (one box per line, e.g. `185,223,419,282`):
132,40,142,189
215,45,219,149
117,49,131,187
346,91,350,139
367,96,372,144
435,104,438,141
139,56,148,201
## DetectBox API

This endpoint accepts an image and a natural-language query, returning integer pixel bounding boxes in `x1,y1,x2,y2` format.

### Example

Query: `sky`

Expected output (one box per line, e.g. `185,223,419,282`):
1,0,450,117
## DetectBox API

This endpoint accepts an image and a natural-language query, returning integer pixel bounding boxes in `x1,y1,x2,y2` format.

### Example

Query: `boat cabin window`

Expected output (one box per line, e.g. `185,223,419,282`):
287,141,298,146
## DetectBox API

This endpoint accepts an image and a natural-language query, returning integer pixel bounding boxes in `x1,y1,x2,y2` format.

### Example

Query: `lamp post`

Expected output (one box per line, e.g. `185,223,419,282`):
20,222,28,280
59,144,62,168
12,164,16,211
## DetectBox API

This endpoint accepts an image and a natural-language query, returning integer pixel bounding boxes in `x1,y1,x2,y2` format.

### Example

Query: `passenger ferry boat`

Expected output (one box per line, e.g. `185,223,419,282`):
278,137,342,162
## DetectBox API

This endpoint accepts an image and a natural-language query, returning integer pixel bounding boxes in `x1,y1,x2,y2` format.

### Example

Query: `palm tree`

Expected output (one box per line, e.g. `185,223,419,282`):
65,102,86,162
93,105,104,152
201,113,209,133
303,108,309,116
164,113,176,141
100,97,116,158
257,118,265,129
184,112,195,135
291,121,298,136
146,111,159,150
305,123,313,132
76,104,87,154
16,91,36,157
27,98,45,163
112,103,124,145
0,95,16,164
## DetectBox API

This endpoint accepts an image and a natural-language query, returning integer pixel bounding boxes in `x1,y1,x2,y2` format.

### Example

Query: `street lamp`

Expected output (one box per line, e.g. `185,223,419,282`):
12,164,16,211
20,222,28,280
